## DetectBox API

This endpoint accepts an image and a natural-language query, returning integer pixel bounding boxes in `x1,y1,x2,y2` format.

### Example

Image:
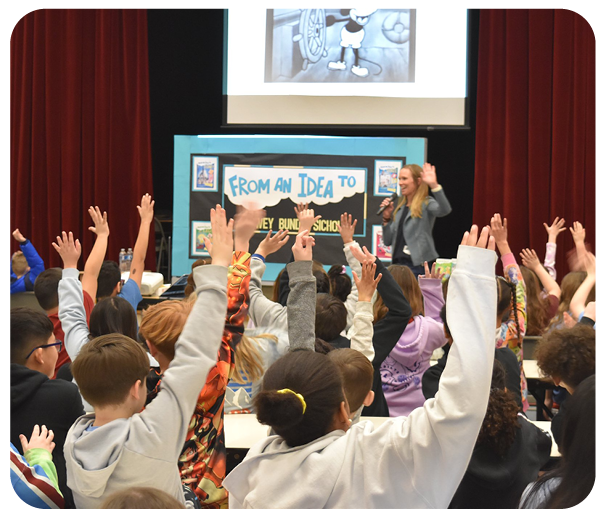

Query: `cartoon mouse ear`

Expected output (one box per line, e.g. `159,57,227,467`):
340,9,351,16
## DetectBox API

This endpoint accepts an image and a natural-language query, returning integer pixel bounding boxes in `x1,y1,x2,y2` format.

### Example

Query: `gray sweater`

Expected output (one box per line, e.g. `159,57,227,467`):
63,264,228,509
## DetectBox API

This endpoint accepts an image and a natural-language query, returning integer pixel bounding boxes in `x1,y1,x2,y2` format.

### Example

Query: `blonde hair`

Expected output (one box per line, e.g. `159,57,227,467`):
232,333,277,384
549,271,595,328
373,264,423,321
11,252,28,277
393,164,429,219
100,487,186,525
139,300,194,361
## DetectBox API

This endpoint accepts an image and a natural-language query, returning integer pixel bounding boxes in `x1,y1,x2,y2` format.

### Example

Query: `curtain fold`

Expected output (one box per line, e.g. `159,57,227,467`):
473,9,595,280
11,9,155,272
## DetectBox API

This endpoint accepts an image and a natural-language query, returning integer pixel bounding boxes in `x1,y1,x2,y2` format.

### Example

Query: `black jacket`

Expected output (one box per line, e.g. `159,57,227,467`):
449,415,552,508
10,364,85,508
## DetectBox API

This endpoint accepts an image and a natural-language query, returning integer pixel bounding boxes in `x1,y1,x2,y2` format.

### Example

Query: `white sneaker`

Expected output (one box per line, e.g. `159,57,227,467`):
328,60,347,70
351,65,369,77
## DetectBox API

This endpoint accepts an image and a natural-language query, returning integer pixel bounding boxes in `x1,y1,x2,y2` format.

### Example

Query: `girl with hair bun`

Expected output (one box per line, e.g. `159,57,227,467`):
224,225,500,509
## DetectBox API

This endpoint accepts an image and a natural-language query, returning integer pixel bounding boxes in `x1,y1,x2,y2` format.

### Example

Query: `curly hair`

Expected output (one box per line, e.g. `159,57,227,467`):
534,324,595,389
476,360,521,457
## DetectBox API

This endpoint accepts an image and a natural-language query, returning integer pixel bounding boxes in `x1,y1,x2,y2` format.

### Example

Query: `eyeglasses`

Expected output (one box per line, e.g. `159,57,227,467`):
25,340,63,361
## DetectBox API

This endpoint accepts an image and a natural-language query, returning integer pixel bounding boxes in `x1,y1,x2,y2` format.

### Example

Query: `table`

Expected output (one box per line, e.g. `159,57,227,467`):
523,360,555,420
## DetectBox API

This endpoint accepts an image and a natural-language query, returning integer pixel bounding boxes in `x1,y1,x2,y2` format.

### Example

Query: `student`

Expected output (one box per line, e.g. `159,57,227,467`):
380,163,452,276
101,487,186,525
96,193,155,312
140,206,259,509
519,247,561,335
35,206,109,378
569,250,595,323
490,213,528,411
541,217,567,281
10,307,85,508
224,225,498,509
449,360,551,508
533,323,595,448
519,374,595,508
63,205,233,509
10,228,45,294
315,293,350,348
379,261,447,417
328,264,352,302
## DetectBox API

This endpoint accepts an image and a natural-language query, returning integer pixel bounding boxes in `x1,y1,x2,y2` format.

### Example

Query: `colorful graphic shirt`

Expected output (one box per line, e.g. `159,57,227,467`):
147,252,251,509
495,253,528,411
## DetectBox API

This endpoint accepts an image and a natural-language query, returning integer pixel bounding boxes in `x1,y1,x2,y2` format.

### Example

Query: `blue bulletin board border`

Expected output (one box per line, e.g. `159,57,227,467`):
173,135,427,280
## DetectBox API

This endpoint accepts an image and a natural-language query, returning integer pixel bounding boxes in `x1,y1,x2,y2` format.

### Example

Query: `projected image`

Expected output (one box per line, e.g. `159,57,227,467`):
265,9,416,83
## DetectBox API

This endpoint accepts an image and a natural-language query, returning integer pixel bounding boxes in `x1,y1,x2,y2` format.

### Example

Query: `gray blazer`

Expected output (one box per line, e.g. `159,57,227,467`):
382,188,452,267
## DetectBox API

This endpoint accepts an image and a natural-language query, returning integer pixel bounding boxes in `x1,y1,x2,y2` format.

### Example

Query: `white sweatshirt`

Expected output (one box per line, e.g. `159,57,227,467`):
224,244,497,509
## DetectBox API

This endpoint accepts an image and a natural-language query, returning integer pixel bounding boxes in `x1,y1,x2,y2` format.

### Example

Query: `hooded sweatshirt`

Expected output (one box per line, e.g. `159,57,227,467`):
63,264,228,509
10,364,84,508
224,244,498,509
380,278,447,417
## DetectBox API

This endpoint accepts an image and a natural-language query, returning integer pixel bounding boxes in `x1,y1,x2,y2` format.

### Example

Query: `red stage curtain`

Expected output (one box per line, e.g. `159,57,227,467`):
11,9,155,272
474,9,594,280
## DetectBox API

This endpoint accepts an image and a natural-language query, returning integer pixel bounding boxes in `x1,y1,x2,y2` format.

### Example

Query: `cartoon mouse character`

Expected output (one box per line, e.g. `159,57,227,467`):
327,8,377,77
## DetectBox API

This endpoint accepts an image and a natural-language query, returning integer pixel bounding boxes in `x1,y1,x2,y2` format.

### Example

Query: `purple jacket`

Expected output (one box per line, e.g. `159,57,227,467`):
380,278,447,417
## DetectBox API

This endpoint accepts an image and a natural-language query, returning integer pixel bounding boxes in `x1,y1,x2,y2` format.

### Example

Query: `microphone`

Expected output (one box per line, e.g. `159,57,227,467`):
376,192,398,216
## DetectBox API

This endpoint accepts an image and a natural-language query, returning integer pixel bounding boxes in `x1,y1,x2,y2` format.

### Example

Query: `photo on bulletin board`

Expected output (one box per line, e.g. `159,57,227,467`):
192,156,219,192
191,221,212,257
372,225,392,262
374,160,402,196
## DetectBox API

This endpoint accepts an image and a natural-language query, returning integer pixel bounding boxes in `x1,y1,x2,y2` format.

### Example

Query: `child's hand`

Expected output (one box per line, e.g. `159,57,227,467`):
12,228,26,243
520,248,542,270
52,231,82,269
234,205,266,252
489,214,508,245
563,311,577,328
570,221,585,244
292,230,315,262
256,229,290,258
203,205,233,267
87,206,109,237
295,203,321,234
461,225,495,251
349,244,376,265
420,261,442,280
543,217,566,243
421,163,438,189
353,261,382,302
19,424,55,454
338,212,357,244
582,250,596,278
137,193,155,224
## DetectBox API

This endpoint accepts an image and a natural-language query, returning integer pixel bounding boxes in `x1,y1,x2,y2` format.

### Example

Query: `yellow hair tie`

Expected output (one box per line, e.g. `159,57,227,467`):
277,388,307,414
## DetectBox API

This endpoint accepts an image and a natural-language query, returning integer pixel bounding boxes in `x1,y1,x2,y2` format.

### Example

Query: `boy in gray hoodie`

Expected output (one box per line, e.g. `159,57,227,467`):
63,205,233,509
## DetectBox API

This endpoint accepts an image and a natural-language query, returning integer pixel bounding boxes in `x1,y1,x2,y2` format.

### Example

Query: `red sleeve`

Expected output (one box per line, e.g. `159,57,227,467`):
545,294,559,321
82,290,95,323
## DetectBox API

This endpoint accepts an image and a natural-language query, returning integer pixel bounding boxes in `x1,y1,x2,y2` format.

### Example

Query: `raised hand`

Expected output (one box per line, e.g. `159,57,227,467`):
582,250,596,278
19,424,56,454
489,213,508,246
202,205,233,267
380,198,394,221
234,206,266,253
349,244,376,265
295,203,321,234
421,162,439,189
520,248,542,270
562,311,577,329
570,221,585,245
292,229,315,262
353,261,382,302
137,193,155,224
543,217,566,243
52,231,82,269
87,206,109,237
461,224,495,251
420,261,442,280
12,228,26,243
338,212,358,244
256,229,290,258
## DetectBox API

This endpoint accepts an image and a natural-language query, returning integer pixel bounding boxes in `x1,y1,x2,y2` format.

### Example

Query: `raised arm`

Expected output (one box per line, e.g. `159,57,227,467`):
81,206,109,301
349,261,382,361
569,221,587,271
520,248,561,299
339,212,360,329
13,229,45,280
286,230,317,351
54,232,90,361
418,262,445,322
129,193,154,289
570,251,595,319
421,163,452,217
542,217,566,280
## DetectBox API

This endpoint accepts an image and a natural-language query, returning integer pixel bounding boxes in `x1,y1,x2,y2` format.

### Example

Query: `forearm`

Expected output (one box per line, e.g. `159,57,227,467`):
130,219,152,284
532,263,560,298
569,275,595,318
342,241,361,329
21,240,45,277
286,260,316,352
349,301,375,361
248,257,287,328
418,278,444,322
543,242,557,281
223,251,252,345
58,268,92,361
502,253,527,334
82,233,109,299
24,448,62,495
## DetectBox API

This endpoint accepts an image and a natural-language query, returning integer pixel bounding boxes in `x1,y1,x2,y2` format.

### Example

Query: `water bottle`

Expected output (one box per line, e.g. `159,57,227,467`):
126,248,133,272
119,248,127,272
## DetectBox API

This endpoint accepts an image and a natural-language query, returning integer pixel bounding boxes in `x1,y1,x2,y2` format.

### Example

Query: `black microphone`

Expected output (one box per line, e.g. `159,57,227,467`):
376,192,398,215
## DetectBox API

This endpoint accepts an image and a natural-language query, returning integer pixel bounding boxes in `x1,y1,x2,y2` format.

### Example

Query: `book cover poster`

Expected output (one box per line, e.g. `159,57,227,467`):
374,160,401,196
191,221,212,257
372,225,391,262
192,156,218,192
